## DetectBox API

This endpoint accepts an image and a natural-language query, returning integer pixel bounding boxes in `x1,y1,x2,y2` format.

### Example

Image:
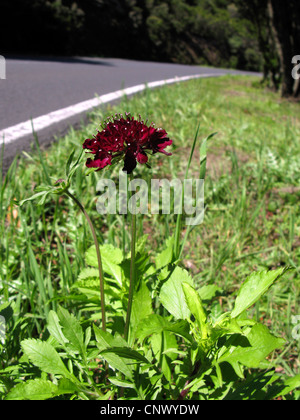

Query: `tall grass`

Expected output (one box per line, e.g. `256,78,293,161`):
0,75,299,377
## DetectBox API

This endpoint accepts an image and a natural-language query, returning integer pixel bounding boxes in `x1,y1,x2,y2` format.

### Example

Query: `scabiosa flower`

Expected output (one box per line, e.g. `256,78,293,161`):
83,113,172,174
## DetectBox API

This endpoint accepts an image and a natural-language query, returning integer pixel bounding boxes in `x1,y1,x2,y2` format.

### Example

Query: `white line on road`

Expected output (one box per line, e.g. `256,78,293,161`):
0,73,221,145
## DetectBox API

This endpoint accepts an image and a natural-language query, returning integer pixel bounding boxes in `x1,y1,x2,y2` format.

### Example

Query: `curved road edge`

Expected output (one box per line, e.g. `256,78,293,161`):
1,70,260,174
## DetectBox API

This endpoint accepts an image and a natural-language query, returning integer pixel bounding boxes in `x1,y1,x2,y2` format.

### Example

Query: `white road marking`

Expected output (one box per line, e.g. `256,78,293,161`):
0,73,221,144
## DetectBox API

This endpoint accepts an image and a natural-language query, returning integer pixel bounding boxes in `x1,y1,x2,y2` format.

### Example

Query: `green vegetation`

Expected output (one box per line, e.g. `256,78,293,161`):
0,76,300,399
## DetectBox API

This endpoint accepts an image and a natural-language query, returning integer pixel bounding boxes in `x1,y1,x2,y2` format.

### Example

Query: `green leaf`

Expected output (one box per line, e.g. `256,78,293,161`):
199,132,217,180
67,149,84,181
77,267,99,281
130,280,153,343
274,373,300,398
231,267,292,319
56,378,80,397
218,324,285,368
182,282,208,338
100,347,150,365
6,379,58,400
135,315,165,342
224,369,275,400
211,314,242,342
21,339,73,379
86,244,123,267
135,234,149,255
155,236,175,270
149,331,178,382
93,326,133,380
164,320,193,343
73,268,100,291
57,306,86,359
86,244,123,286
73,278,100,292
65,149,76,177
159,267,194,320
6,378,80,400
108,378,135,389
18,190,49,206
136,314,193,343
28,243,47,312
18,185,55,206
47,310,69,347
198,284,222,301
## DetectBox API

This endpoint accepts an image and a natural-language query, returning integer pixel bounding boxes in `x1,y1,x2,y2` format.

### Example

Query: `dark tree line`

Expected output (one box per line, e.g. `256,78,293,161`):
0,0,262,69
1,0,299,97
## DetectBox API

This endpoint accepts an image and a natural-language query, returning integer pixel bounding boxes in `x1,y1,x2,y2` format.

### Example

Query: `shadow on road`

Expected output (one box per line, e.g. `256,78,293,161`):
5,55,115,67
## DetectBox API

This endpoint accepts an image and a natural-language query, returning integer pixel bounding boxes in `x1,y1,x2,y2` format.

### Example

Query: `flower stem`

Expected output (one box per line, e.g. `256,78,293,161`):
124,208,137,342
65,190,106,332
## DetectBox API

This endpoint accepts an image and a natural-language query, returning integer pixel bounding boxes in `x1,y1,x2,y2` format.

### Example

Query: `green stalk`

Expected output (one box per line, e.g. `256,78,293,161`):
65,190,106,332
174,123,201,260
175,129,216,261
124,212,136,342
124,176,137,342
31,120,51,185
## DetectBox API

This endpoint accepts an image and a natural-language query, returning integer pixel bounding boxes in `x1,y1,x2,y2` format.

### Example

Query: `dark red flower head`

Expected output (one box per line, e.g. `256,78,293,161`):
83,113,172,174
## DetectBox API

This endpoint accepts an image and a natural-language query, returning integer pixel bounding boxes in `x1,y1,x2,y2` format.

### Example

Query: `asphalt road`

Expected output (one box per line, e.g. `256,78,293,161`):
0,56,260,172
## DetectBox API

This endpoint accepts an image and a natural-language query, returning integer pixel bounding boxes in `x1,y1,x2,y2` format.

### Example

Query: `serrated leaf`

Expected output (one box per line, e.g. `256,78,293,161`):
78,267,100,281
86,244,123,286
6,378,80,400
225,369,275,400
274,373,300,398
47,310,69,347
108,378,135,389
18,189,51,206
100,347,150,365
159,267,194,320
93,326,133,380
6,379,58,400
231,267,292,318
218,324,285,368
57,306,86,359
73,277,100,291
135,314,168,342
57,378,80,397
21,339,72,379
136,314,193,343
86,244,123,266
130,280,153,343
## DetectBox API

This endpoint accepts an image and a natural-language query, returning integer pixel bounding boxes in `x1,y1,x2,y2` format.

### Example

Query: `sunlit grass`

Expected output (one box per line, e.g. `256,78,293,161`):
1,75,299,377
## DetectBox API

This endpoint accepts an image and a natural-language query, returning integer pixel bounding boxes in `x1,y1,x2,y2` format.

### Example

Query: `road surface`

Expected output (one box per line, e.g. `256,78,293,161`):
0,56,260,172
